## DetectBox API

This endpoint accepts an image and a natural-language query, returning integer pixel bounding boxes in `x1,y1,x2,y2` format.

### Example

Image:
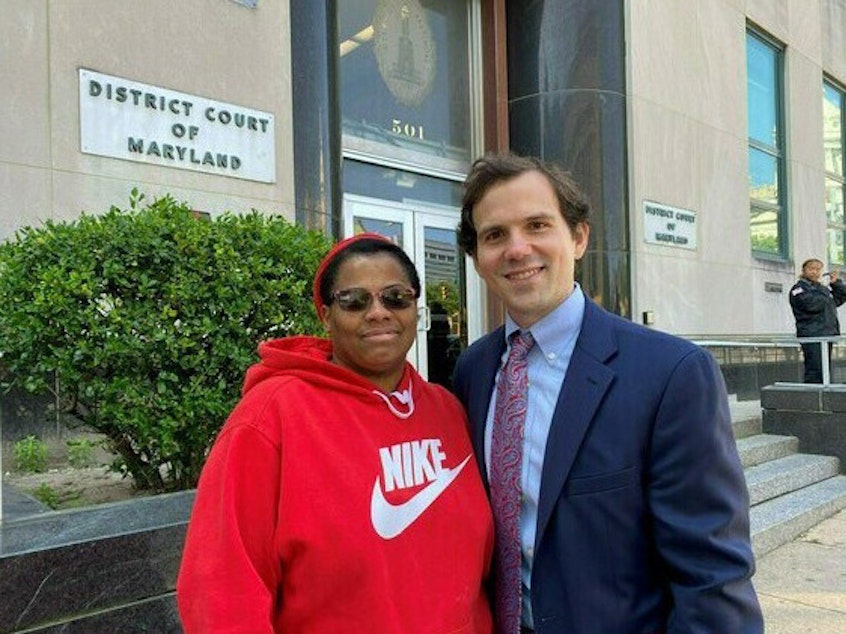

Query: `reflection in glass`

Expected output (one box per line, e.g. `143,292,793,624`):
824,83,843,177
827,178,844,225
746,34,779,147
827,228,845,267
423,225,465,390
750,208,779,254
338,0,471,173
748,149,779,205
352,216,404,245
343,158,463,207
824,82,845,268
827,178,845,266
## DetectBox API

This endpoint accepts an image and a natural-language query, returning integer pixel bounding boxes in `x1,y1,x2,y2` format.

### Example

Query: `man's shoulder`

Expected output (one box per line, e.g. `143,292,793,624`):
589,301,696,345
582,301,704,365
458,328,503,361
789,278,820,300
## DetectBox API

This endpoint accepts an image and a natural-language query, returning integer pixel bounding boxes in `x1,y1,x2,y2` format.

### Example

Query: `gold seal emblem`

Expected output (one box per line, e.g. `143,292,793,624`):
373,0,437,108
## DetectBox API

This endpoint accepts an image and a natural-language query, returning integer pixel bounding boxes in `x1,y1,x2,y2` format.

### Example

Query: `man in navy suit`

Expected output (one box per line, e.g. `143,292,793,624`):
453,153,763,634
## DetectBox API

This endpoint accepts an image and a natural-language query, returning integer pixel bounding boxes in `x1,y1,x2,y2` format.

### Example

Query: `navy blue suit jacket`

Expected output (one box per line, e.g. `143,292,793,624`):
453,298,763,634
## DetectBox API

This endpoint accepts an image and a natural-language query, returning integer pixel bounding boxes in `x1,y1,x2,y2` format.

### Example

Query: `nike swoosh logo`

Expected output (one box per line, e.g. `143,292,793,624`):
371,455,472,539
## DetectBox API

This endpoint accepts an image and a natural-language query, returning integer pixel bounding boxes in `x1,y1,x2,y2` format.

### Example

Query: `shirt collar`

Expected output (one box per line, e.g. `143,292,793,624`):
504,283,586,359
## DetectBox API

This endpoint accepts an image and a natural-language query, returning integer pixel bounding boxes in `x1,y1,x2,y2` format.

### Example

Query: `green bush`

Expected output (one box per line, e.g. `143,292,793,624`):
13,434,48,473
67,437,99,468
0,191,332,491
32,483,62,509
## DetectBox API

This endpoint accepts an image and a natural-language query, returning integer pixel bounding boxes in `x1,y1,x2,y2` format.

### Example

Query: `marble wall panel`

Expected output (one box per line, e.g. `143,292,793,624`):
30,1,295,223
786,53,826,170
695,125,750,265
0,164,52,240
0,492,192,633
821,0,846,81
630,106,763,335
629,100,701,221
32,595,182,633
696,0,748,134
0,491,193,555
290,0,341,231
786,0,823,65
628,0,704,121
47,170,294,229
506,0,624,98
579,250,631,320
633,254,706,333
510,89,630,316
745,0,789,42
513,91,628,249
0,1,50,167
788,159,829,261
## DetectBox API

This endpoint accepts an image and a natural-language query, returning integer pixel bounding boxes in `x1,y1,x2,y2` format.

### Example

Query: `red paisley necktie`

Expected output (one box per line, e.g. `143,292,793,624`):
490,330,534,634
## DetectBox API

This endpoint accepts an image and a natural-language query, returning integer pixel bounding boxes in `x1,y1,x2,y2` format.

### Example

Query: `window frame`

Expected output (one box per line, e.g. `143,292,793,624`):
824,78,846,267
746,27,788,260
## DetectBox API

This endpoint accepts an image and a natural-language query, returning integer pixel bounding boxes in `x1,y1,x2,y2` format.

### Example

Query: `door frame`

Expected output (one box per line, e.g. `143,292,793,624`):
343,193,484,377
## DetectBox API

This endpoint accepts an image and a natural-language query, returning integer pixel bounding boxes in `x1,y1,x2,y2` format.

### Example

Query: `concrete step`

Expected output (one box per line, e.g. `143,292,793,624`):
749,475,846,557
745,453,841,505
728,397,846,559
729,399,762,439
736,433,798,468
732,416,762,439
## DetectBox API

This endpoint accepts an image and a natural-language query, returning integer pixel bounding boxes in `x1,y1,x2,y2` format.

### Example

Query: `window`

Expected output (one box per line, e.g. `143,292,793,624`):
746,30,787,257
824,81,846,266
338,0,473,175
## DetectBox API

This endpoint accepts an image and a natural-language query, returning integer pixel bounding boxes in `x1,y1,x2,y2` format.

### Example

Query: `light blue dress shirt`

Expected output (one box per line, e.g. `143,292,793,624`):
484,284,585,629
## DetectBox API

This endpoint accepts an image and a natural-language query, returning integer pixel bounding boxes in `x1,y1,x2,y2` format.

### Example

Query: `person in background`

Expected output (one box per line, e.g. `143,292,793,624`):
789,257,846,383
177,233,493,633
452,152,763,634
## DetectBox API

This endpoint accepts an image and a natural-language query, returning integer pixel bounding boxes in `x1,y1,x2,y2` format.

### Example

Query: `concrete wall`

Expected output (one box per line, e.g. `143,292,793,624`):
1,0,296,240
762,383,846,470
627,0,846,336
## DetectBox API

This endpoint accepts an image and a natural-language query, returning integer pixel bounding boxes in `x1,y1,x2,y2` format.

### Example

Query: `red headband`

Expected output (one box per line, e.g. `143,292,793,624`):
312,232,392,320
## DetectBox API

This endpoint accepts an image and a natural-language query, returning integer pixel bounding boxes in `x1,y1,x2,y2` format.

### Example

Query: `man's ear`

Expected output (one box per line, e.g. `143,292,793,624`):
321,309,331,333
574,222,590,260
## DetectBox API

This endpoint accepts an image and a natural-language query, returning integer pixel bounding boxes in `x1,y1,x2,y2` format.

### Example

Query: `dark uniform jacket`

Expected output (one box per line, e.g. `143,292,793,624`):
789,277,846,337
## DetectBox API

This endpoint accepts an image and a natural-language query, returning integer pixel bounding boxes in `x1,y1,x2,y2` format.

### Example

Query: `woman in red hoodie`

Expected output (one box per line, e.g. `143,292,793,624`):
177,233,493,633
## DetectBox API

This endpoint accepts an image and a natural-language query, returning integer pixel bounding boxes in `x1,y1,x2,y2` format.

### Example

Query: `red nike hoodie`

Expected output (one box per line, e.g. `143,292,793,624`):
177,336,494,633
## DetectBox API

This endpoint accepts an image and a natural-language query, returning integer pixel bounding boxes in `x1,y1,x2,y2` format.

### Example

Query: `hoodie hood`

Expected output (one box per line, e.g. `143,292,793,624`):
243,336,416,419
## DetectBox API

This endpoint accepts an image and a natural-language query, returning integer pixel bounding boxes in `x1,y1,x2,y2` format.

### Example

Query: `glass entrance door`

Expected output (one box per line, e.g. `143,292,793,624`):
344,194,470,388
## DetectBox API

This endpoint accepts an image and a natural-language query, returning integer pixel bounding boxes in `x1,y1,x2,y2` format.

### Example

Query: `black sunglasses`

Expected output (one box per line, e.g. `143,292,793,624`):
329,285,417,312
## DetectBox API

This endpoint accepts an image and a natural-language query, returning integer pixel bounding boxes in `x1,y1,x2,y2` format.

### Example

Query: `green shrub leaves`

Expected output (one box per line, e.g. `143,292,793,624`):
0,193,332,491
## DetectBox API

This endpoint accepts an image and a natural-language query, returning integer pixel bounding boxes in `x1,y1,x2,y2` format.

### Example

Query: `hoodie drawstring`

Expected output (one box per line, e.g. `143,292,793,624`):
372,379,415,419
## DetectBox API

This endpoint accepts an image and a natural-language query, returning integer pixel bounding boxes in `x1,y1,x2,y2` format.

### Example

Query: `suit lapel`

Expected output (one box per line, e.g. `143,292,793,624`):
469,327,506,489
535,300,617,543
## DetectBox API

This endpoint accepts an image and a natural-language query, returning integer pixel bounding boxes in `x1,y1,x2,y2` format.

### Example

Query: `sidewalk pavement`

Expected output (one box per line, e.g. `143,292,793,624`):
756,508,846,632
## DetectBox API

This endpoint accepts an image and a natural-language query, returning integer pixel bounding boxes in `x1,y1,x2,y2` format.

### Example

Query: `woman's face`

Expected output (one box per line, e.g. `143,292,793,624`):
321,252,418,391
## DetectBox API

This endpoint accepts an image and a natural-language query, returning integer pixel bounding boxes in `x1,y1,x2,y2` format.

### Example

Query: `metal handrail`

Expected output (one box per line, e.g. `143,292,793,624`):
691,340,797,348
691,335,846,386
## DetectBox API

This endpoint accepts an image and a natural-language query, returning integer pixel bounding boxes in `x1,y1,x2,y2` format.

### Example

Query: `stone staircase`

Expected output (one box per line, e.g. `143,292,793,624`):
730,399,846,557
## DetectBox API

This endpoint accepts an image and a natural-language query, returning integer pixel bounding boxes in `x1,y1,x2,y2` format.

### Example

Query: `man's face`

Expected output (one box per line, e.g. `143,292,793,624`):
803,261,824,283
471,170,589,328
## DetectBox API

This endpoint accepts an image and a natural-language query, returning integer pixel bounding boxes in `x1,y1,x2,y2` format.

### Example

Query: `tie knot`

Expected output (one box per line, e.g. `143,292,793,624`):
509,330,534,360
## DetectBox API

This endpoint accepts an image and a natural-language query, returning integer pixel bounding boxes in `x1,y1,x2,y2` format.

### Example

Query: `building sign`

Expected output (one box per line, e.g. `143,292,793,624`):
643,201,697,249
79,69,275,183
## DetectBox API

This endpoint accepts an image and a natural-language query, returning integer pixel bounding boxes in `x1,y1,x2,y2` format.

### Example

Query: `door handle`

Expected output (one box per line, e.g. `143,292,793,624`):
417,305,431,332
